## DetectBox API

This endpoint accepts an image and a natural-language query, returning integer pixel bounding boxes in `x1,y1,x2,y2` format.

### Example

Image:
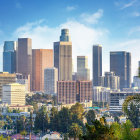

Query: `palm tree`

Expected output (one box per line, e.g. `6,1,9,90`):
122,94,140,114
68,123,83,140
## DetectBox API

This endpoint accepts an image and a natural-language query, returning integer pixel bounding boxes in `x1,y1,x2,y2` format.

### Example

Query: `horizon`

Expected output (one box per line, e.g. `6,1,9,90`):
0,0,140,78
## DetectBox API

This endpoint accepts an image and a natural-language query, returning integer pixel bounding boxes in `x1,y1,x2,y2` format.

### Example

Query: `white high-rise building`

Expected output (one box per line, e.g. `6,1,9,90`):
44,67,58,94
2,83,25,105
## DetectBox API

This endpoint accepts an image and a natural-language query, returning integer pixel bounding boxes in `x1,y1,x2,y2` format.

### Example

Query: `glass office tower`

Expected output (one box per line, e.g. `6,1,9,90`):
3,41,17,73
92,45,102,86
110,51,131,90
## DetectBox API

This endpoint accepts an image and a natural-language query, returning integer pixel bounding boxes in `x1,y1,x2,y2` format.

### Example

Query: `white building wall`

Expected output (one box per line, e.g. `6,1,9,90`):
44,67,58,94
2,83,25,105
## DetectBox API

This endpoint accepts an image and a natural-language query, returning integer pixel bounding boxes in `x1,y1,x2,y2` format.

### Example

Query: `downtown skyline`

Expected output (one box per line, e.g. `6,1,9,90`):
0,0,140,78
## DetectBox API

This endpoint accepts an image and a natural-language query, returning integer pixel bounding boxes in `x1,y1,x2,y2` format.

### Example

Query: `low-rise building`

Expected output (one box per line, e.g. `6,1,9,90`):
0,72,16,99
2,83,25,105
109,91,140,112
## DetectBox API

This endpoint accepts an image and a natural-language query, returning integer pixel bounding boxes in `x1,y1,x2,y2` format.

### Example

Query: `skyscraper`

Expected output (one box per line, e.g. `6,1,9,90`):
32,49,53,91
92,45,102,86
54,29,72,81
44,67,58,95
77,56,90,80
3,41,17,73
17,38,32,77
110,51,131,89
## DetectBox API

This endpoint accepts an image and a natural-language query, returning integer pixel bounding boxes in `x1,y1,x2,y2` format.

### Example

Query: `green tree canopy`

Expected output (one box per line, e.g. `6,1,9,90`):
68,123,83,140
34,106,49,133
70,103,84,120
82,118,115,140
85,110,95,125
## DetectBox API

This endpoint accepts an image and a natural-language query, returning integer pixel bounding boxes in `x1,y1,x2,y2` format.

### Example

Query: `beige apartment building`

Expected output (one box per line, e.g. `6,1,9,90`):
2,83,25,105
0,72,16,99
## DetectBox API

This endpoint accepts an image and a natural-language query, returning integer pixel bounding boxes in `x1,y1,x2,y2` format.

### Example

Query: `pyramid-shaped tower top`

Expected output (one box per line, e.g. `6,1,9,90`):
60,29,71,42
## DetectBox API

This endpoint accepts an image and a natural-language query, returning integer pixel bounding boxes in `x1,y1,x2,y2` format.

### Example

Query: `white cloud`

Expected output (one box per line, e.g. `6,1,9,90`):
12,18,109,79
66,6,76,11
80,9,103,24
2,10,139,79
121,0,136,10
132,12,140,17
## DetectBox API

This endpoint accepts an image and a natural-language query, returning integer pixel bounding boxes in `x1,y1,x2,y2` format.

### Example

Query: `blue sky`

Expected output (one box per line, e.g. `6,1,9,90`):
0,0,140,78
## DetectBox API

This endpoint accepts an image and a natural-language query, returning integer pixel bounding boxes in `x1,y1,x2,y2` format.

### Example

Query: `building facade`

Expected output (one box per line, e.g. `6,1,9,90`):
93,45,102,86
3,41,17,73
32,49,53,91
76,81,93,102
44,67,58,94
133,76,140,89
57,81,76,104
16,38,32,89
77,56,90,80
109,91,140,112
0,72,16,98
110,51,131,90
93,86,110,103
16,73,30,92
57,80,92,104
2,83,25,105
54,29,72,81
104,72,120,90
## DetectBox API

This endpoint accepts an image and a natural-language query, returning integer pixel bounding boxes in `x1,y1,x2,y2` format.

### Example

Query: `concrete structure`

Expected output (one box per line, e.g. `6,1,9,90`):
32,49,53,91
60,100,92,109
104,72,120,90
57,80,92,104
2,83,25,105
72,72,78,81
93,86,110,103
8,105,33,112
54,29,72,81
76,81,93,102
57,81,76,104
93,45,102,86
133,76,140,89
0,72,16,98
110,51,131,90
44,67,58,94
109,91,140,112
16,73,30,92
3,41,17,73
17,38,32,77
77,56,90,80
42,132,62,140
17,38,32,89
